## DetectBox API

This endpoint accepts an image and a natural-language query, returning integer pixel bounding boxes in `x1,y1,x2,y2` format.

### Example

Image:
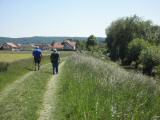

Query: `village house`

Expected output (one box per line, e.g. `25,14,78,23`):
52,42,64,50
33,44,52,50
1,42,21,51
62,40,76,50
52,40,76,51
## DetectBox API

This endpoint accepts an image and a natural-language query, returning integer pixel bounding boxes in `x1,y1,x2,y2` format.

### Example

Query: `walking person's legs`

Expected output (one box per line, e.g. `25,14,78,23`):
55,63,59,74
34,60,37,71
38,63,40,70
52,63,55,74
34,58,39,71
52,63,58,74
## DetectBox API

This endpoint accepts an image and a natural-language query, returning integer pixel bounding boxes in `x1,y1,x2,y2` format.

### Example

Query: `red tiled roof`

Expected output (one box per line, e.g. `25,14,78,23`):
65,40,76,48
52,42,64,49
6,42,18,48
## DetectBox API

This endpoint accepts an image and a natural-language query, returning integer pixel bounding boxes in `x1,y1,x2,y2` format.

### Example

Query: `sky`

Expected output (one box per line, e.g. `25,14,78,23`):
0,0,160,37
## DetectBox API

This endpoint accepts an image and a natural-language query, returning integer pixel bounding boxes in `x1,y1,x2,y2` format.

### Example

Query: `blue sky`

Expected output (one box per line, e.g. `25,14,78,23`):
0,0,160,37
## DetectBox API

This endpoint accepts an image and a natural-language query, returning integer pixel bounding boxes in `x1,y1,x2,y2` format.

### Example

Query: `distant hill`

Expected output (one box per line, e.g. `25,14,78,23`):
0,36,105,45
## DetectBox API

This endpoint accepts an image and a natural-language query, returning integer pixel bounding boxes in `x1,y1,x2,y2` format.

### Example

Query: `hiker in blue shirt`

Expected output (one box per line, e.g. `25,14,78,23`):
50,49,60,75
32,46,42,71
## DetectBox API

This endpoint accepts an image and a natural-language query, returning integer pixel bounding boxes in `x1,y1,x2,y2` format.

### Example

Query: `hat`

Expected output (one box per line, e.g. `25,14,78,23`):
35,46,39,49
53,49,57,52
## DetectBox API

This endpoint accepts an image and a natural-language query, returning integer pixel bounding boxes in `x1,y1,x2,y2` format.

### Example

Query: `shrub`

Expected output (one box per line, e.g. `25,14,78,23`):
86,35,98,50
0,62,9,72
137,64,143,71
127,38,151,65
139,45,160,75
155,65,160,78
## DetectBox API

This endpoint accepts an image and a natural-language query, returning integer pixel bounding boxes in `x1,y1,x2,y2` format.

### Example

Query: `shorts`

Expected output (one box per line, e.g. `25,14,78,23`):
34,57,41,64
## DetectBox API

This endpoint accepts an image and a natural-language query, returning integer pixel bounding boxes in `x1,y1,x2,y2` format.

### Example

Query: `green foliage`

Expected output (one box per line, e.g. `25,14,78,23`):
55,55,160,120
155,65,160,78
139,46,160,74
86,35,98,50
127,38,151,64
106,15,160,61
145,25,160,44
76,40,86,51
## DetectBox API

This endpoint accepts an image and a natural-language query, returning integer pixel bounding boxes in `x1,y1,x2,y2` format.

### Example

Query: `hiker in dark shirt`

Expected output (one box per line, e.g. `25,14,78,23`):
32,46,42,71
50,49,60,74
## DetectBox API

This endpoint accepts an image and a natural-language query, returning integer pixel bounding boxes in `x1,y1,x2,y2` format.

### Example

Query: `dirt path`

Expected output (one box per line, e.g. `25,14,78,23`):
0,64,49,102
0,62,64,120
38,62,64,120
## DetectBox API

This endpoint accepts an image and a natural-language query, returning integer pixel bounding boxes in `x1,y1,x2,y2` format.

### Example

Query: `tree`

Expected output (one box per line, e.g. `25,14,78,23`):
139,46,160,75
86,35,98,50
105,15,154,61
76,40,86,52
127,38,151,65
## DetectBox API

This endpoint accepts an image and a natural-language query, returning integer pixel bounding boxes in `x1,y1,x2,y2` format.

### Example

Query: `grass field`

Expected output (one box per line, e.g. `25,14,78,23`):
0,52,32,62
0,64,52,120
0,51,73,120
0,51,73,91
55,54,160,120
0,55,50,91
1,51,159,120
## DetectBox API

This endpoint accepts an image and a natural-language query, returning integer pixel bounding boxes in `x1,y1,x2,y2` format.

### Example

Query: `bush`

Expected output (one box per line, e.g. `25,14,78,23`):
0,62,9,72
127,38,151,65
139,46,160,75
155,65,160,78
137,64,143,71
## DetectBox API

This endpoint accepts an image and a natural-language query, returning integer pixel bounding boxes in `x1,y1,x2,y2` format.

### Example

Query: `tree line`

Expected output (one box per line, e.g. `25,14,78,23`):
106,15,160,76
77,15,160,77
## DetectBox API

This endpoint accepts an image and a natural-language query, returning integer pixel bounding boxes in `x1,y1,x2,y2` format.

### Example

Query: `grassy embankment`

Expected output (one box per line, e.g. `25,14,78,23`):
0,51,73,120
55,54,160,120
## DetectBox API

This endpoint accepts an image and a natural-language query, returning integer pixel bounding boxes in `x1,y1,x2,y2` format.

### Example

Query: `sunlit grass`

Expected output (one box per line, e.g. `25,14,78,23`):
55,54,160,120
0,64,52,120
0,56,50,91
0,51,74,120
0,51,74,91
0,52,32,62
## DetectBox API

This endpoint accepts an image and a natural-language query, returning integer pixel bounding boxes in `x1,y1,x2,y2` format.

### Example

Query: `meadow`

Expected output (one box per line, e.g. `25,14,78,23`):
55,54,160,120
0,51,32,62
1,51,160,120
0,51,51,91
0,51,73,120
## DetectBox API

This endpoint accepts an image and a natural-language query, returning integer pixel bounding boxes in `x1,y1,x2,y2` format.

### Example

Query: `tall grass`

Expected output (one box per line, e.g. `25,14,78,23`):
55,54,160,120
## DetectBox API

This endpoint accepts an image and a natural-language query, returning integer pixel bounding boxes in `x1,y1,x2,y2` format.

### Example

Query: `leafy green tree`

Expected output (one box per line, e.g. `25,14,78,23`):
76,40,86,51
139,46,160,74
105,15,155,61
127,38,151,65
144,25,160,44
86,35,98,50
